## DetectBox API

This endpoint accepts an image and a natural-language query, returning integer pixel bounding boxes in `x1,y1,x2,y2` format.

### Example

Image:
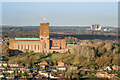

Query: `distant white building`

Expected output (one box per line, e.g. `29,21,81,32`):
104,28,110,31
91,24,101,31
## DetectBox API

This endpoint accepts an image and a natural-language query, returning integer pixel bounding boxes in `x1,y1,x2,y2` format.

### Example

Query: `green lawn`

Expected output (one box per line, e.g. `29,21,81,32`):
19,52,67,56
20,52,42,55
16,52,68,65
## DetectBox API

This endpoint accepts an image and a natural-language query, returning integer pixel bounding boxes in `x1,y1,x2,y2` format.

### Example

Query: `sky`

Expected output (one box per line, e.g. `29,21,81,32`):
2,2,118,27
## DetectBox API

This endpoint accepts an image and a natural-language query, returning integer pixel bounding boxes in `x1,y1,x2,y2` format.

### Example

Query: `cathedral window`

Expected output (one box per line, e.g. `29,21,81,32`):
28,45,29,50
18,45,19,49
44,42,46,49
34,45,36,50
31,45,33,50
60,42,62,48
21,45,23,49
25,45,26,49
56,42,57,46
38,45,39,50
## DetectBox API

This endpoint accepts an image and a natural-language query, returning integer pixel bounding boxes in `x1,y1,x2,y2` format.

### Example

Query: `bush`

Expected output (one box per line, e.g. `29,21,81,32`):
53,51,56,53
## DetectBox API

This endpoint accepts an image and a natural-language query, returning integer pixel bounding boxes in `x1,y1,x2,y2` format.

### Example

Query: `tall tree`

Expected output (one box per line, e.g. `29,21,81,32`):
2,45,10,58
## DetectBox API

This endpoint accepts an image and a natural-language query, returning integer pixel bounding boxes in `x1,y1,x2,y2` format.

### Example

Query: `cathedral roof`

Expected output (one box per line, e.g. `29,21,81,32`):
15,38,40,40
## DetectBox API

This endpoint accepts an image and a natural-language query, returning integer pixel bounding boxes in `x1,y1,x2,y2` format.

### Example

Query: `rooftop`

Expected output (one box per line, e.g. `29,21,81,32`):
15,38,40,40
67,44,74,45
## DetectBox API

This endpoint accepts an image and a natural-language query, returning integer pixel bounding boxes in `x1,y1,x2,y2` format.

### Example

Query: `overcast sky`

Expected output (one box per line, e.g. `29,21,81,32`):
2,2,118,27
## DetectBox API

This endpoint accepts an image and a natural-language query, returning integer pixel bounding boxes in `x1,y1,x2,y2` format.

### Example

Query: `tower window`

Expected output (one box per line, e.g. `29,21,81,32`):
60,42,62,48
44,42,46,49
18,45,19,49
56,42,57,46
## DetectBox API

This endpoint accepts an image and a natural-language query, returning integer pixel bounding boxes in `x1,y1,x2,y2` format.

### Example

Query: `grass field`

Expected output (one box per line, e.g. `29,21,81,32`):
8,52,68,65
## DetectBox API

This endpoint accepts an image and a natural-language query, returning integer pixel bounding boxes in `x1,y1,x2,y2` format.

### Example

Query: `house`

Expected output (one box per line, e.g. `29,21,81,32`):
11,66,21,70
39,71,49,77
6,74,14,79
96,72,108,78
96,72,114,79
79,67,90,71
69,66,78,70
97,68,103,71
20,67,25,71
52,69,57,72
49,73,58,79
22,70,25,73
106,74,114,79
21,76,27,79
0,61,7,67
2,69,14,74
0,67,5,70
52,68,57,72
35,74,40,79
112,65,120,70
49,67,57,72
57,67,66,71
58,61,64,66
102,66,112,70
0,74,5,79
28,72,33,78
39,61,48,65
9,64,19,67
40,65,46,69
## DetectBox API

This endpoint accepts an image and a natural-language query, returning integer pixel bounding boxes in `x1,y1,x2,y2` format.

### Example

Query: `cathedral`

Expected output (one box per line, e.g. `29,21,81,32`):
9,22,75,53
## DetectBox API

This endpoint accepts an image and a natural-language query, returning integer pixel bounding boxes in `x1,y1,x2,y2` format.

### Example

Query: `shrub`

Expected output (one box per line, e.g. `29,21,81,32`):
53,51,56,53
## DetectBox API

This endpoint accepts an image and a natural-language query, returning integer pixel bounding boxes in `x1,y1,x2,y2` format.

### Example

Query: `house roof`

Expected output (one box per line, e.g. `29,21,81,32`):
40,61,48,65
58,61,64,65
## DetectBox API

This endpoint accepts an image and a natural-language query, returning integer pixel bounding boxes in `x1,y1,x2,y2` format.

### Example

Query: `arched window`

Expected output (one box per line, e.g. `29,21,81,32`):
56,42,57,46
21,45,23,49
54,42,55,46
34,45,36,50
44,42,46,49
25,45,26,49
38,45,39,50
28,45,29,50
31,45,33,50
60,42,62,48
18,45,19,49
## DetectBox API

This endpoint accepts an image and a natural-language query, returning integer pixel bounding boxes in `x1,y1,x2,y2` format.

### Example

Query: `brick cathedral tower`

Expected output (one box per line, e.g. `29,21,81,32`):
39,22,50,53
40,23,49,39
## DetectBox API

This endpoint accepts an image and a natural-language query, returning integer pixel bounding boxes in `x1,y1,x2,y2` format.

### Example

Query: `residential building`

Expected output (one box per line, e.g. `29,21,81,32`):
58,61,65,66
